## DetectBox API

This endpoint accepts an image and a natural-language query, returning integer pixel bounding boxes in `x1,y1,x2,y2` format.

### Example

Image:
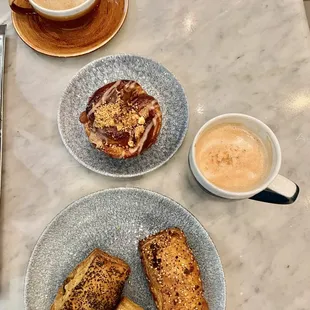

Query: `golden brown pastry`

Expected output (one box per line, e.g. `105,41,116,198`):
139,228,209,310
116,297,144,310
51,248,130,310
80,80,162,159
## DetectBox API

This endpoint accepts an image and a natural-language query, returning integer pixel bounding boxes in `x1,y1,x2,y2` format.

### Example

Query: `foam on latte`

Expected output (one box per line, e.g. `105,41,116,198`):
195,123,271,192
33,0,87,10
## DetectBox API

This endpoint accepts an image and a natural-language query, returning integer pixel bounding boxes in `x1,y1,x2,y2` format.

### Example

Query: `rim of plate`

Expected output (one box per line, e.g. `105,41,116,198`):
24,187,226,309
57,54,189,177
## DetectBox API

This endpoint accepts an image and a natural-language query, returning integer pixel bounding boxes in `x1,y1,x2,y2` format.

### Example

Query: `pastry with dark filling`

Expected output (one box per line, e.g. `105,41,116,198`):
80,80,162,159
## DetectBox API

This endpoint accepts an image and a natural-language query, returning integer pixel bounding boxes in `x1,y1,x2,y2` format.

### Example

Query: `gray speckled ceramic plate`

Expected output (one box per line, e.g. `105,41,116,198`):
24,188,226,310
58,55,189,177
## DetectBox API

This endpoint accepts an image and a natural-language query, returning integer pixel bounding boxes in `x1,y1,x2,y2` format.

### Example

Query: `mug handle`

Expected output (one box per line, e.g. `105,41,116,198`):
250,175,299,204
10,0,36,15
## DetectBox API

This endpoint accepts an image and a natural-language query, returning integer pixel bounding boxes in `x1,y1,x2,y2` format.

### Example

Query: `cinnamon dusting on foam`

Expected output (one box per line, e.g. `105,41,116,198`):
195,123,271,192
33,0,87,10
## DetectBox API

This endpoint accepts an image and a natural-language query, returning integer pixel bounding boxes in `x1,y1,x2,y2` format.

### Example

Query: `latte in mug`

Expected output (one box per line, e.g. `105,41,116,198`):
10,0,99,22
32,0,88,10
194,123,271,192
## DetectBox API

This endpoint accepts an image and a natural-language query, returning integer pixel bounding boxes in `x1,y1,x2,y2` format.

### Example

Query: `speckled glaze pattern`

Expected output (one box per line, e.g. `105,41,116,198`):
58,55,189,177
24,188,226,310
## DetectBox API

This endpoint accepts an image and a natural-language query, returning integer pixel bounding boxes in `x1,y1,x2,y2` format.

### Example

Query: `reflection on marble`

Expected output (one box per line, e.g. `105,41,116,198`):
1,0,310,309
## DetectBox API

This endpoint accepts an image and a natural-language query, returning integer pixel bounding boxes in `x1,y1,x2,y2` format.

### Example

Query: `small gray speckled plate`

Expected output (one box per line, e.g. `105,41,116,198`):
24,188,226,310
58,55,189,177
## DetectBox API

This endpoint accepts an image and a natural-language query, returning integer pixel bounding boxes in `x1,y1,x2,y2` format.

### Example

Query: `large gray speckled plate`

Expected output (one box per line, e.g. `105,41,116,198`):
24,188,226,310
58,55,189,177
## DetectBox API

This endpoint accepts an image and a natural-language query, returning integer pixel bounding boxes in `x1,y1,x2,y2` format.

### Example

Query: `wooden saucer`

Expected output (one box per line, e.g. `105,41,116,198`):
12,0,128,57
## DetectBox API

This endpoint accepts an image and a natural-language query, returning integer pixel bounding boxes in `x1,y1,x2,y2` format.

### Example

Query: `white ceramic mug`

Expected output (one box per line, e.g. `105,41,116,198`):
189,113,299,204
10,0,99,21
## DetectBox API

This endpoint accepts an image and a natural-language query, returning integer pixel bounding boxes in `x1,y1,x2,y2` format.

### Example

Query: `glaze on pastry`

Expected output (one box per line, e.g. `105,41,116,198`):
139,228,209,310
80,80,162,159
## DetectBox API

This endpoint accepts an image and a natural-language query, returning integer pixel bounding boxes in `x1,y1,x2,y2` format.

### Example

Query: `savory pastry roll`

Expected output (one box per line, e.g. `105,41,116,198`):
79,80,162,159
116,297,144,310
51,248,130,310
139,228,209,310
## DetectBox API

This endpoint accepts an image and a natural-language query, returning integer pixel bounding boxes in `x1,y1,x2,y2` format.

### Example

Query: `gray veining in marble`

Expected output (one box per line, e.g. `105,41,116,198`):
1,0,310,309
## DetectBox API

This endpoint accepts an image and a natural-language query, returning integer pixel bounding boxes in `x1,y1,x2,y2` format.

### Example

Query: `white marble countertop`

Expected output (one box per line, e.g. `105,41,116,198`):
1,0,310,309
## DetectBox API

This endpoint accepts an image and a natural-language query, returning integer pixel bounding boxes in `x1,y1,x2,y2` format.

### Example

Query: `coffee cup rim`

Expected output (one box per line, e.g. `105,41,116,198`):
29,0,95,16
190,113,282,198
